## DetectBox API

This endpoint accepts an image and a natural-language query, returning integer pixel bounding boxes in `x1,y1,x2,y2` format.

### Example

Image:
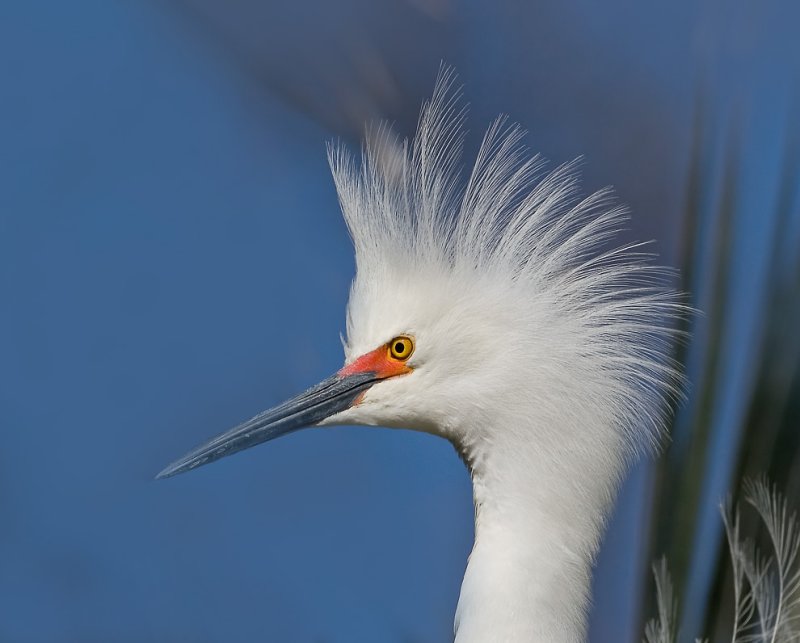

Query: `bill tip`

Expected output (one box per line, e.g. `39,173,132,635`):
155,463,180,480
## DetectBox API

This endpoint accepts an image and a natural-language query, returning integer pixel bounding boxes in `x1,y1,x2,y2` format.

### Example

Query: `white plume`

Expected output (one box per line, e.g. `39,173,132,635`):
644,558,679,643
724,478,800,642
328,66,684,457
646,480,800,643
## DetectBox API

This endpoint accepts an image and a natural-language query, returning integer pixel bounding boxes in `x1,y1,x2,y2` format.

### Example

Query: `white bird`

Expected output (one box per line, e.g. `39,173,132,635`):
157,70,798,642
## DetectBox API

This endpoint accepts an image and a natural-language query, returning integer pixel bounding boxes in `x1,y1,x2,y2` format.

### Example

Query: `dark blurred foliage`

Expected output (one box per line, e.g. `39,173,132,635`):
650,27,800,640
1,0,797,641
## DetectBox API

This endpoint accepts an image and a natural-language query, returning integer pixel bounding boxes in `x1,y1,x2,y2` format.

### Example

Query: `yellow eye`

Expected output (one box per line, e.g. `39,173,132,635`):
388,335,414,361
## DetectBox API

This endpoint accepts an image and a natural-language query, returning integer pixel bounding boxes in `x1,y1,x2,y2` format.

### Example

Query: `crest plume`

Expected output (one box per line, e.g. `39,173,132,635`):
328,67,684,457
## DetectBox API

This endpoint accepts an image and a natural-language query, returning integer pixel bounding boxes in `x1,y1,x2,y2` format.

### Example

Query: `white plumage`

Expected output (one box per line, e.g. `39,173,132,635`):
160,68,800,642
325,68,683,641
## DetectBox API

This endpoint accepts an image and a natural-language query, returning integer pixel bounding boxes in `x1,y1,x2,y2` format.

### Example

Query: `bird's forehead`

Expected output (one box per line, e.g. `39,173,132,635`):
344,267,458,356
343,266,509,361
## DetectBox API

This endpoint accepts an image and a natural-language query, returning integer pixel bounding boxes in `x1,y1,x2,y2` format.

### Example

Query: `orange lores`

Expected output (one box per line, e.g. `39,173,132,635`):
338,343,413,380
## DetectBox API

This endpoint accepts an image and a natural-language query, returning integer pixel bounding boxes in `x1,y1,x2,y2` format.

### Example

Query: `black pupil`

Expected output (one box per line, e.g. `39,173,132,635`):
394,342,405,354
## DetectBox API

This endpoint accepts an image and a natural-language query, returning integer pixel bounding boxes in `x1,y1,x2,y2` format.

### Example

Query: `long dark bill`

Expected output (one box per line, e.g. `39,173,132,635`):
156,371,377,480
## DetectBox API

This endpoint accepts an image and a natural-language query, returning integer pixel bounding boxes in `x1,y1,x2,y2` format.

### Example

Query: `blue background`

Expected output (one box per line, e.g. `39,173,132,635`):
2,1,798,641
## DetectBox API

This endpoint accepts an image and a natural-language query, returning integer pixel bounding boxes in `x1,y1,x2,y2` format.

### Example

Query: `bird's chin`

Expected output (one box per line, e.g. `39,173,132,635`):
315,406,363,427
320,403,438,436
320,404,398,429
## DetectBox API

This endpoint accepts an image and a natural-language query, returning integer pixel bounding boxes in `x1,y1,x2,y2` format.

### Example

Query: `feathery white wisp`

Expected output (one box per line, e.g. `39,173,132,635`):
646,480,800,643
325,68,684,642
644,558,678,643
724,479,800,643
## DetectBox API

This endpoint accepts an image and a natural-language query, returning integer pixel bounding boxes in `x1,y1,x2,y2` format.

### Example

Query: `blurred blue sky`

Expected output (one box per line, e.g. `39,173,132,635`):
1,1,797,641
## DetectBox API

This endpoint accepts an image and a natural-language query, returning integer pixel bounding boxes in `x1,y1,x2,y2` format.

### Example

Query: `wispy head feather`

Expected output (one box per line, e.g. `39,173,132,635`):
328,67,685,459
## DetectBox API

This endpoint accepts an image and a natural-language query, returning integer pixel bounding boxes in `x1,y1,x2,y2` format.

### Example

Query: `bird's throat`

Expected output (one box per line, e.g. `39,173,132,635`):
453,438,620,643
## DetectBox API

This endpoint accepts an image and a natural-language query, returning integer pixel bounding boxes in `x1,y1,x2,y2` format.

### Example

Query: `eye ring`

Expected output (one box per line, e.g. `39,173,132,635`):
388,335,414,361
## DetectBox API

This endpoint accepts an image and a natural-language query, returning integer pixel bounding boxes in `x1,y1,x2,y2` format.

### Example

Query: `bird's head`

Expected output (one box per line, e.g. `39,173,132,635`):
157,70,681,481
329,269,531,442
156,266,533,480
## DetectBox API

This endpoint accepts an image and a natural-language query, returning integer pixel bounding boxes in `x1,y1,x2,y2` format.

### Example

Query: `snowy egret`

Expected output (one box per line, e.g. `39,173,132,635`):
158,69,684,642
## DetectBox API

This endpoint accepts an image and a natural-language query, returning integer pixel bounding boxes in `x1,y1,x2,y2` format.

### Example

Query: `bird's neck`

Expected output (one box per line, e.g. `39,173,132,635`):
453,429,623,643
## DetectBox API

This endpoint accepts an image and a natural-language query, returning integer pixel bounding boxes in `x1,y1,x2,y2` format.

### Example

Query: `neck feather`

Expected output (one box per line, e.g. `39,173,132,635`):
453,418,626,643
